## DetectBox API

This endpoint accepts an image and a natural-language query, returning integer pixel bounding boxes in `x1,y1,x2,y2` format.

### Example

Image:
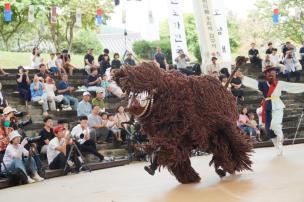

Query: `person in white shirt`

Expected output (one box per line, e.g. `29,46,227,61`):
3,131,44,183
71,116,104,161
207,57,221,76
269,48,285,73
31,47,43,69
47,53,60,77
44,76,64,111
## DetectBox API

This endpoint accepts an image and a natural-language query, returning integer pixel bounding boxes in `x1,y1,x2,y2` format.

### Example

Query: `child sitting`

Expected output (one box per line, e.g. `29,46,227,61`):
248,113,262,142
100,75,111,97
106,114,122,142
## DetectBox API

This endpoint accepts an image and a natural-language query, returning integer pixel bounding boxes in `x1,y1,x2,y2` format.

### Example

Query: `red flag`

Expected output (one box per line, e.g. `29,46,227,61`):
274,8,279,14
4,3,11,11
97,8,103,16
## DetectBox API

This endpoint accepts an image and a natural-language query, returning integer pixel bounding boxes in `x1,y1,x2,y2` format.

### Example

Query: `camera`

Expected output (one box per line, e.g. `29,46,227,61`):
70,133,84,141
27,136,41,144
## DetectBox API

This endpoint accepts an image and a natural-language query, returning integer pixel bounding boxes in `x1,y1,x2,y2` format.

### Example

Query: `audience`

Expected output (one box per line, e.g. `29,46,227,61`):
55,52,64,74
3,130,44,183
0,82,8,113
31,47,43,69
248,113,262,142
57,74,78,110
37,116,55,154
45,76,64,109
175,49,190,70
30,74,49,116
47,53,60,77
47,125,68,170
248,43,262,68
16,66,31,106
283,50,301,82
154,47,167,70
238,107,256,138
100,54,111,75
111,53,122,69
265,42,274,55
115,105,130,141
71,116,104,161
98,48,110,63
91,89,107,112
84,48,98,74
124,52,136,66
61,50,76,76
107,113,122,142
88,106,106,143
230,70,244,102
0,67,9,76
87,68,101,90
269,48,285,73
100,75,111,97
77,92,92,117
207,57,220,76
37,63,49,81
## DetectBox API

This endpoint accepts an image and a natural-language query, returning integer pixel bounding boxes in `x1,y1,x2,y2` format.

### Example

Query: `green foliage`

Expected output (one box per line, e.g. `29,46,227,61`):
0,0,114,52
71,29,103,54
227,19,240,53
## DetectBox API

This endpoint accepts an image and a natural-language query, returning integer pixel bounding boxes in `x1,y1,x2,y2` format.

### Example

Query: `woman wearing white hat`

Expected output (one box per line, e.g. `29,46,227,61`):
3,130,44,184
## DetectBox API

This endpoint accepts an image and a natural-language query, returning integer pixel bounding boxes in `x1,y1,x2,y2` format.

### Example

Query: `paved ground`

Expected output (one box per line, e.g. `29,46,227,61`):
1,144,304,202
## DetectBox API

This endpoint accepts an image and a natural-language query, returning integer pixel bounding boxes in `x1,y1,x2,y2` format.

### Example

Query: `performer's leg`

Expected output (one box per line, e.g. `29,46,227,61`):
270,109,284,156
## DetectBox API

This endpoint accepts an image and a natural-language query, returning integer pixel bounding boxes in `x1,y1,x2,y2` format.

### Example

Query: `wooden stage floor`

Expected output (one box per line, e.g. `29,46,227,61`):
1,144,304,202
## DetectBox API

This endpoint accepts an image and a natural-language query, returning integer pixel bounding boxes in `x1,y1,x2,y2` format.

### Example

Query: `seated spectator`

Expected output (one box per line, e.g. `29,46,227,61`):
61,50,76,76
57,74,78,110
87,68,101,90
300,42,304,67
107,114,122,142
154,47,168,70
220,68,230,78
55,52,65,74
45,76,64,110
0,119,9,155
77,92,92,117
100,54,111,75
47,125,68,170
124,52,136,66
37,63,50,81
238,107,256,138
269,48,285,73
3,130,44,183
37,116,55,154
100,75,111,97
30,74,49,116
207,57,220,76
71,116,104,161
16,66,31,106
221,76,231,91
31,47,43,69
84,48,99,74
111,53,122,69
256,106,264,130
98,48,110,63
262,55,275,72
88,106,107,142
47,53,60,77
283,51,301,82
115,105,130,141
175,49,190,70
248,113,262,142
230,70,244,102
108,70,125,98
265,42,274,55
248,43,262,68
0,82,8,114
91,89,107,112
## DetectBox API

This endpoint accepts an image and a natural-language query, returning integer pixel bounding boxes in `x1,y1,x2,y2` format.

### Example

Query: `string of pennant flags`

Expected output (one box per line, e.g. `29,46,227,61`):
1,2,118,26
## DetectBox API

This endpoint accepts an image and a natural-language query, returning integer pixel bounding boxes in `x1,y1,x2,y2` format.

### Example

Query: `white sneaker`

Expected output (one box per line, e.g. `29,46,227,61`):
27,176,35,184
38,99,44,105
32,174,44,182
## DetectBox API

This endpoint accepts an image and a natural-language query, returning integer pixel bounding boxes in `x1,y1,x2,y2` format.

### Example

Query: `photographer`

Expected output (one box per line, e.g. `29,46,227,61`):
16,66,31,107
2,106,31,138
175,49,190,70
71,116,104,162
283,50,301,82
3,130,44,183
37,116,55,154
47,125,68,170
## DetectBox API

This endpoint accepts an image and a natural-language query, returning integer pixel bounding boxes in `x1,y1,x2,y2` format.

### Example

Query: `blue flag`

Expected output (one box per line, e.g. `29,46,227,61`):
4,10,12,22
96,16,103,25
273,14,279,24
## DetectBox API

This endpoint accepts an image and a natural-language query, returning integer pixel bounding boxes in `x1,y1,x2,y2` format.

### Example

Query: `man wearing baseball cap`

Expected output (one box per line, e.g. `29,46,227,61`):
242,65,304,156
77,92,92,117
47,125,68,170
3,130,44,183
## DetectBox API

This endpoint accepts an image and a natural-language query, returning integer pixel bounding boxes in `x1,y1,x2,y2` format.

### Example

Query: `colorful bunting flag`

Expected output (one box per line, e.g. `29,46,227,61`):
28,5,35,23
75,8,82,27
51,7,57,24
4,3,12,22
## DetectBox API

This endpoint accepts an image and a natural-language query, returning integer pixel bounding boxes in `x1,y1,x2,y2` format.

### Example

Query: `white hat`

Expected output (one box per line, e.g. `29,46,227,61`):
9,131,22,141
3,106,17,115
83,91,91,96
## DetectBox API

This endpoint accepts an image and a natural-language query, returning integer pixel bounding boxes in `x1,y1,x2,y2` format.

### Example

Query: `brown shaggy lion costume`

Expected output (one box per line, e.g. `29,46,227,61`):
114,62,253,184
